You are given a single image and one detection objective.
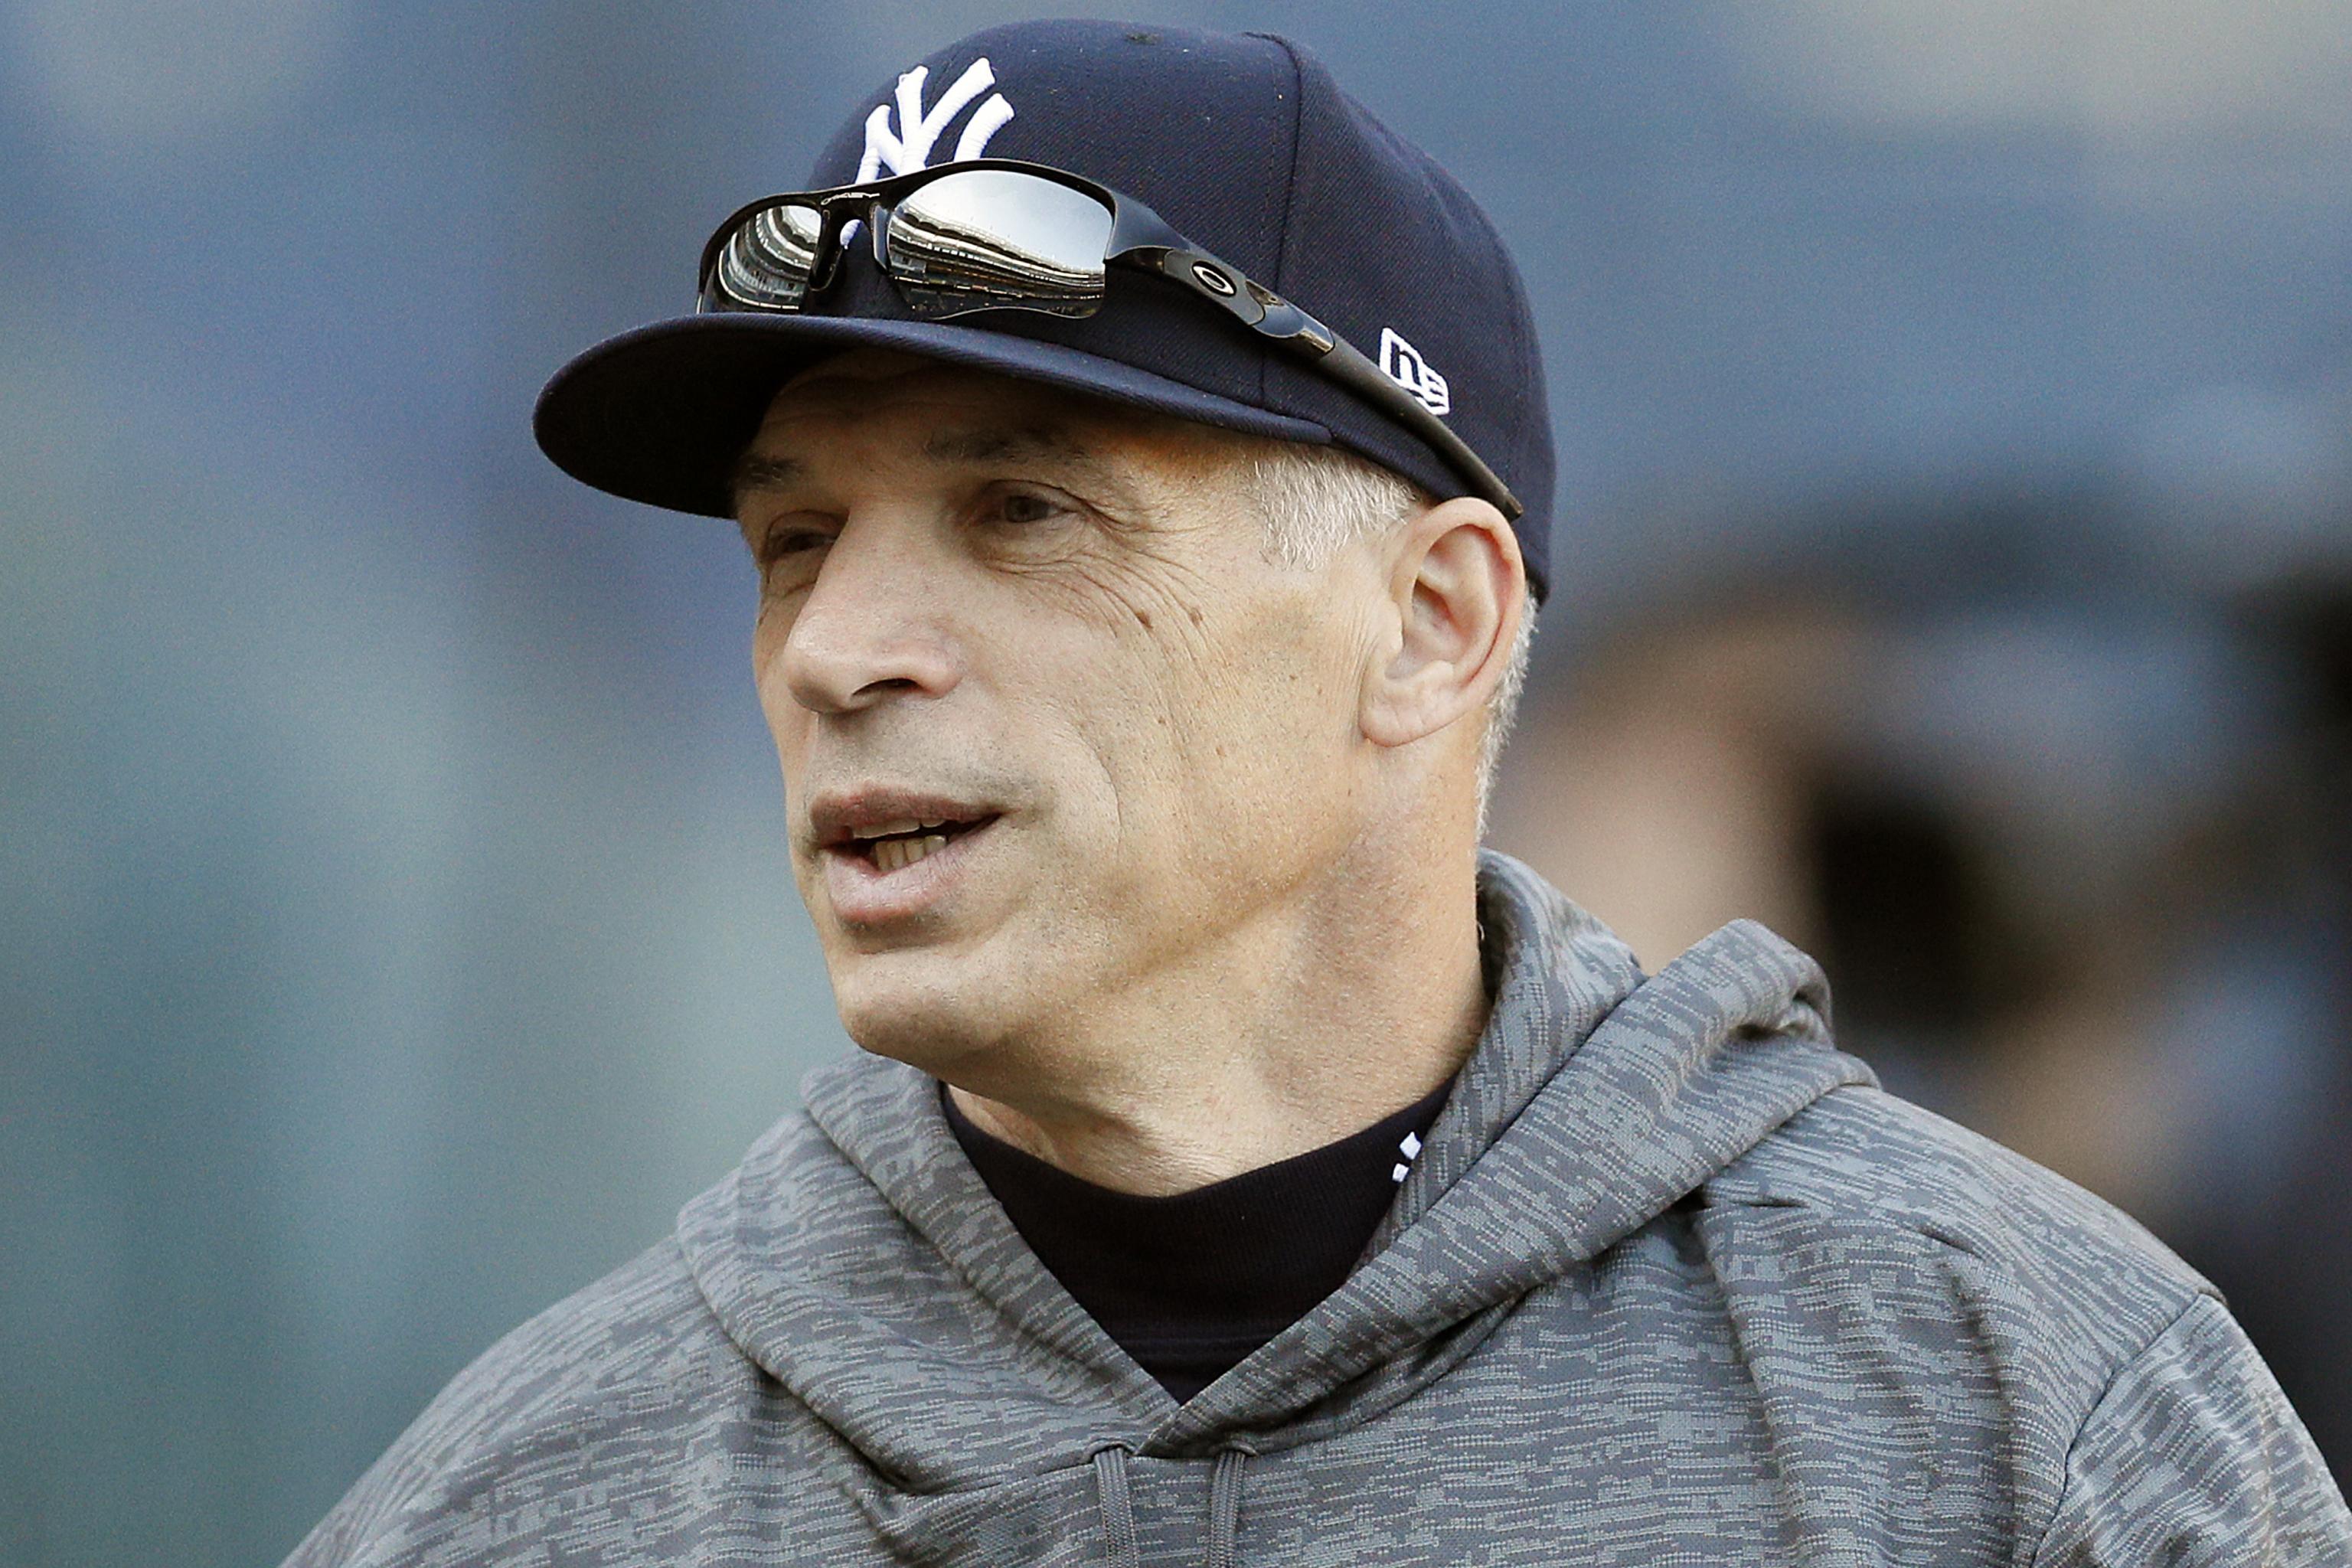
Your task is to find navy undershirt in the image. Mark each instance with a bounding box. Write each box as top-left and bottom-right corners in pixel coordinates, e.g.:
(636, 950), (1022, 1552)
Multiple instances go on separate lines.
(942, 1080), (1452, 1401)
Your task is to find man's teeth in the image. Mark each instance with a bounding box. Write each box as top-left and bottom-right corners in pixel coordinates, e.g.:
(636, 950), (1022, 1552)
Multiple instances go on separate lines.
(872, 833), (950, 874)
(862, 817), (952, 840)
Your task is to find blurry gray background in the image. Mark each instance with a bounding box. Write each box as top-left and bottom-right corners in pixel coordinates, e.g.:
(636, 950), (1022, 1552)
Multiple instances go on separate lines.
(3, 3), (2347, 1563)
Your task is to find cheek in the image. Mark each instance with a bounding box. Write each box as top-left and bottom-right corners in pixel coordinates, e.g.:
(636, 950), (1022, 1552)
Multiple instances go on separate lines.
(750, 606), (811, 757)
(1197, 590), (1354, 743)
(1116, 603), (1358, 850)
(749, 593), (784, 683)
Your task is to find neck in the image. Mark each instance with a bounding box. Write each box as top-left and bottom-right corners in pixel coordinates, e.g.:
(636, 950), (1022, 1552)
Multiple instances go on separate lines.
(947, 838), (1489, 1197)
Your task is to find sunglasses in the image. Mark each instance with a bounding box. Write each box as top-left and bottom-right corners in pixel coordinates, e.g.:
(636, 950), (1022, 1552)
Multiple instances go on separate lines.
(695, 158), (1522, 521)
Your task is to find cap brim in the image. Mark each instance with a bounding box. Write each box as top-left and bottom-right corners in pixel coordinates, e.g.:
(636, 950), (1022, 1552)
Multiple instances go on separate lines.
(533, 312), (1334, 518)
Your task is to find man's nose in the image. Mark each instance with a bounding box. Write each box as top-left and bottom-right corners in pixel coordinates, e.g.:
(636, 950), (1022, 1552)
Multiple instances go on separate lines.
(777, 511), (961, 715)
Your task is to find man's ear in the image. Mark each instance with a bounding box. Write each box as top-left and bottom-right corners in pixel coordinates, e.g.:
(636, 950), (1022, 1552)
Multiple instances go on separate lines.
(1360, 497), (1527, 750)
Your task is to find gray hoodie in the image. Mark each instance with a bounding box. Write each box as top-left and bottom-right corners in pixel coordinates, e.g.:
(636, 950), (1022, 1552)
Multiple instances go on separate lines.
(288, 851), (2352, 1566)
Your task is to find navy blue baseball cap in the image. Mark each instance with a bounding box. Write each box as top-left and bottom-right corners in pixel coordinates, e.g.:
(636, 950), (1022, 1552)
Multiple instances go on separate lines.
(534, 20), (1555, 601)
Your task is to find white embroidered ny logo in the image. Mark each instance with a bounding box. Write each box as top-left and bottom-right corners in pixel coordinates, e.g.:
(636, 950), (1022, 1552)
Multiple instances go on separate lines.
(857, 58), (1016, 182)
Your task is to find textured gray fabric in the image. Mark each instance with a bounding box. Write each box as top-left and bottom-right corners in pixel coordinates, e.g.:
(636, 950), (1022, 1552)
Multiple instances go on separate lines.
(286, 851), (2352, 1566)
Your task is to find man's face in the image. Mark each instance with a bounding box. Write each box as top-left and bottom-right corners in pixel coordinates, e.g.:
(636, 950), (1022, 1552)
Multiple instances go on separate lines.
(737, 351), (1379, 1085)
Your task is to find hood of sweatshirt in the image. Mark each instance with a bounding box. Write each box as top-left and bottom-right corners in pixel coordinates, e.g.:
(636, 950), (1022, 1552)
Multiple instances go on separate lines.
(675, 851), (1873, 1553)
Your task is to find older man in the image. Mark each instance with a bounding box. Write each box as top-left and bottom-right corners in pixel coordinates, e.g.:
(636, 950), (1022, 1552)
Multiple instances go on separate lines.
(288, 20), (2350, 1566)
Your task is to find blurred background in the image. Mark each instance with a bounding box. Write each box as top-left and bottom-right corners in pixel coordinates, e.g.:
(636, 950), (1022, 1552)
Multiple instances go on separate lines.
(2, 2), (2346, 1560)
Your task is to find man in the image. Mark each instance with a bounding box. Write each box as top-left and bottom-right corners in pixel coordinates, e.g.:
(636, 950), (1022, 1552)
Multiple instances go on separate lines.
(289, 20), (2351, 1566)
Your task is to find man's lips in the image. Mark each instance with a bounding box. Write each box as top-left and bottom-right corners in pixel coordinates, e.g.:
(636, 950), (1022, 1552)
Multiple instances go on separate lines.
(827, 814), (996, 874)
(808, 789), (1002, 851)
(817, 810), (1003, 926)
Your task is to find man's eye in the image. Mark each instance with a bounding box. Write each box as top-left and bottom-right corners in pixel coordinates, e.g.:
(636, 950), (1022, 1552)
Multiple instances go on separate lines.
(990, 488), (1071, 526)
(754, 525), (834, 566)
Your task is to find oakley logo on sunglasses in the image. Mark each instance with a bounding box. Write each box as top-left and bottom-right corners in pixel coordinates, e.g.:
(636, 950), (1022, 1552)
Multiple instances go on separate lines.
(1380, 328), (1452, 416)
(856, 59), (1017, 183)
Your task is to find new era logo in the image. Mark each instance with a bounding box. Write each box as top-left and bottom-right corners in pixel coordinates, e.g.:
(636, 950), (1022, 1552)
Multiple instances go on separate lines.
(1379, 328), (1451, 416)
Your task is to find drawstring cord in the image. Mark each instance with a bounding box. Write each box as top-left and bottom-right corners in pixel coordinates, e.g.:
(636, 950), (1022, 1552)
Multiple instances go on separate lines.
(1090, 1443), (1253, 1568)
(1092, 1447), (1142, 1568)
(1205, 1448), (1248, 1568)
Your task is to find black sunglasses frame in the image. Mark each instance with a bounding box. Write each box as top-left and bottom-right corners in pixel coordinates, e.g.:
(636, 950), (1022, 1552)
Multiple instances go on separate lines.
(694, 158), (1522, 521)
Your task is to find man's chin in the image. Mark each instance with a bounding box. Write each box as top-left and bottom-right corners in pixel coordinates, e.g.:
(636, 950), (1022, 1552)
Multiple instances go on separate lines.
(828, 952), (1026, 1076)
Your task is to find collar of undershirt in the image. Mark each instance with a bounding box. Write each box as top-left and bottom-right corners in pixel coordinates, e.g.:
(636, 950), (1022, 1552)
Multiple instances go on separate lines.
(940, 1077), (1452, 1399)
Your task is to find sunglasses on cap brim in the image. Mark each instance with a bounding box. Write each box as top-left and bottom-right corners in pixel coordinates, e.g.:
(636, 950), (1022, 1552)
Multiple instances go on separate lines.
(694, 158), (1523, 522)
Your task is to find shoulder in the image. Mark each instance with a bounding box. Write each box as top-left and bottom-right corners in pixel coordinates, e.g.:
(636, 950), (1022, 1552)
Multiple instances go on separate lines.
(1661, 1087), (2350, 1557)
(283, 1236), (748, 1566)
(1701, 1085), (2216, 1406)
(408, 1234), (742, 1453)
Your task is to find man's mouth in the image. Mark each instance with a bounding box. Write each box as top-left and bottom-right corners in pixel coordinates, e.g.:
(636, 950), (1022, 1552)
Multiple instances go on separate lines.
(832, 814), (998, 874)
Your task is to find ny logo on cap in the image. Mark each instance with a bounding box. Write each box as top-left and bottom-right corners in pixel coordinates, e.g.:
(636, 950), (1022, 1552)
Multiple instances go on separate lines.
(1380, 328), (1452, 416)
(857, 58), (1017, 182)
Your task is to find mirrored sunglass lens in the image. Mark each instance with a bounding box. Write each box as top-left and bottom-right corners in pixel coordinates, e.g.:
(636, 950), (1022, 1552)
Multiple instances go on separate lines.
(884, 171), (1112, 319)
(712, 202), (824, 309)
